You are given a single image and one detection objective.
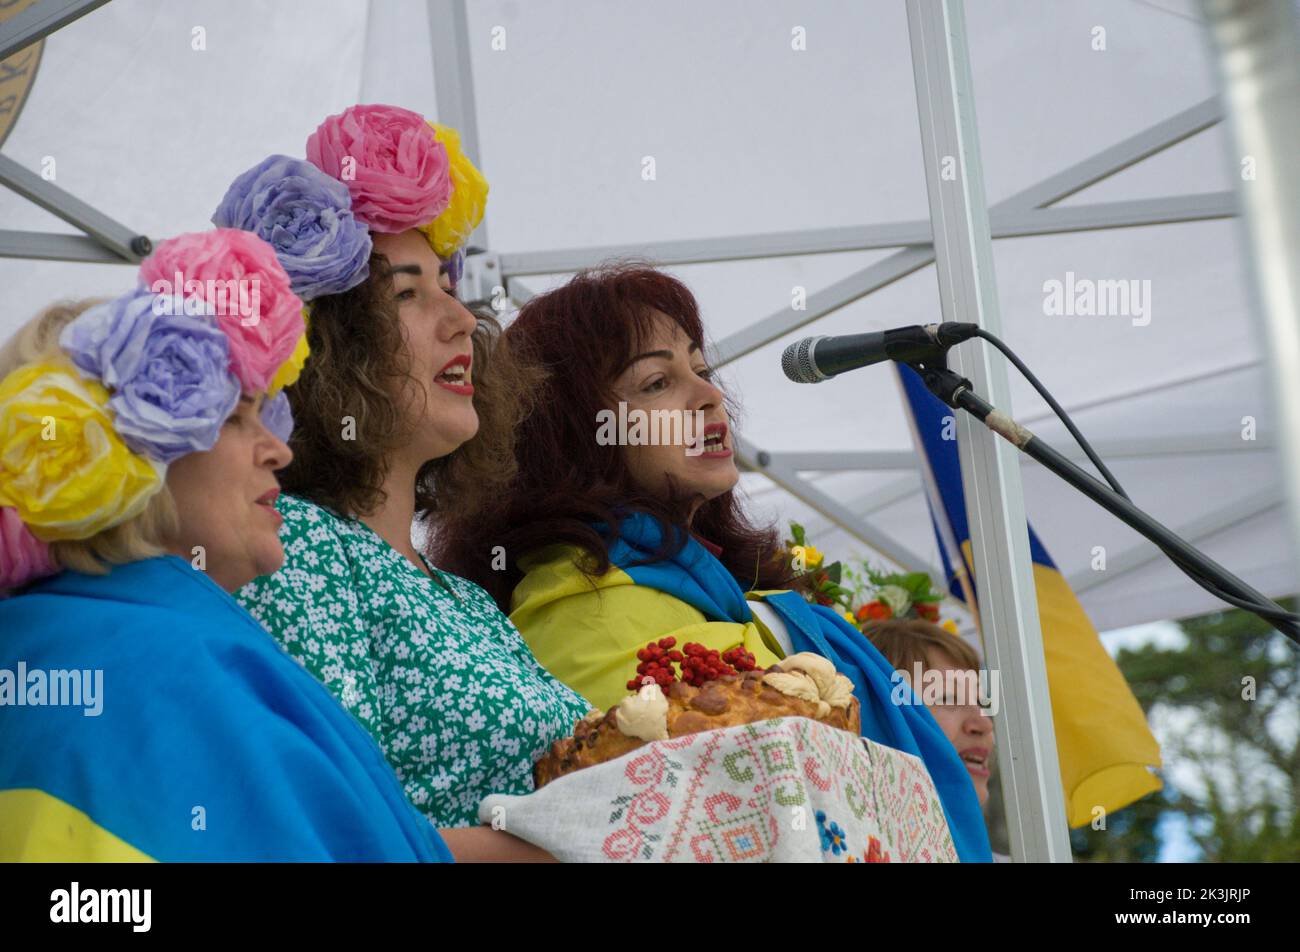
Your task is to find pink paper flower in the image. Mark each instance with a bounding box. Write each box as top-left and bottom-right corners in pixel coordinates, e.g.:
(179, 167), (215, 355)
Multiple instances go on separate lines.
(0, 506), (58, 592)
(138, 229), (305, 393)
(306, 104), (452, 234)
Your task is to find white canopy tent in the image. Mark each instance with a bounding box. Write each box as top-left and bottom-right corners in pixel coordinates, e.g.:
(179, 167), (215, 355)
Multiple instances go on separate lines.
(2, 0), (1297, 861)
(3, 0), (1293, 628)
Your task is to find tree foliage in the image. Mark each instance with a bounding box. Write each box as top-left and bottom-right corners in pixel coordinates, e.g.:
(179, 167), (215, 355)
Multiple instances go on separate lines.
(1071, 598), (1299, 862)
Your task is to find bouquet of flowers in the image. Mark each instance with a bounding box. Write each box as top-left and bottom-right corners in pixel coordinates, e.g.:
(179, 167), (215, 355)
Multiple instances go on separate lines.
(784, 522), (960, 635)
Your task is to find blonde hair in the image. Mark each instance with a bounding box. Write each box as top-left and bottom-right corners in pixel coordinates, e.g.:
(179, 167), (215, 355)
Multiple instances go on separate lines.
(0, 299), (179, 577)
(863, 617), (983, 676)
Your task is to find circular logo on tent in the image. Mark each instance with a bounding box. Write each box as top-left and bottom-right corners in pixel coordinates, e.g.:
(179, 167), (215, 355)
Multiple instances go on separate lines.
(0, 0), (44, 149)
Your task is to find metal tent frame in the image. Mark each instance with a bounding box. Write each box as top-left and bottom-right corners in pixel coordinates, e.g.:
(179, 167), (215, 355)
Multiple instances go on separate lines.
(495, 101), (1240, 593)
(2, 0), (1294, 862)
(429, 0), (1300, 862)
(0, 0), (150, 264)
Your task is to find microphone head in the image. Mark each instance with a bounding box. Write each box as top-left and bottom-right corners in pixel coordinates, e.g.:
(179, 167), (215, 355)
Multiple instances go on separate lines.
(781, 336), (831, 384)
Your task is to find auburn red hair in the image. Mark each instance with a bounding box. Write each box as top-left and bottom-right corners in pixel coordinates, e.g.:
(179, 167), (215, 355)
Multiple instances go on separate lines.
(429, 264), (796, 609)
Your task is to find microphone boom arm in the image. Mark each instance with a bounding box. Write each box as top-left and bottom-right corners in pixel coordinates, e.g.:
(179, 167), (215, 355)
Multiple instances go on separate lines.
(909, 360), (1300, 645)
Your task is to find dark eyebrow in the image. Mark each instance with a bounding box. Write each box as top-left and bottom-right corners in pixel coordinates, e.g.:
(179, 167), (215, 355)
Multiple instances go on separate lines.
(627, 348), (671, 365)
(619, 341), (702, 376)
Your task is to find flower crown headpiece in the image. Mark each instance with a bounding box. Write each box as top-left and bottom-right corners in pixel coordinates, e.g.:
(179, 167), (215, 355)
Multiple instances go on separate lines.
(783, 522), (960, 635)
(211, 104), (489, 306)
(853, 565), (955, 632)
(0, 229), (306, 591)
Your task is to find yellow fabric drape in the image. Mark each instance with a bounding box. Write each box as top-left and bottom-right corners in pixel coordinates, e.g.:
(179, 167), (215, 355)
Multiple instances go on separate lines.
(962, 540), (1162, 826)
(0, 788), (155, 862)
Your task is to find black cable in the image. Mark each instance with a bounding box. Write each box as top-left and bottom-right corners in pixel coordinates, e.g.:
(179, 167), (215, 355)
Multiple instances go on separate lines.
(969, 328), (1300, 635)
(1163, 548), (1299, 628)
(974, 328), (1131, 502)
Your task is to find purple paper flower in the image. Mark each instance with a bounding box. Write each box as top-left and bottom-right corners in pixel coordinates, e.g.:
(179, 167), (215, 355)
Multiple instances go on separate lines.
(259, 391), (294, 444)
(212, 154), (373, 301)
(60, 288), (241, 463)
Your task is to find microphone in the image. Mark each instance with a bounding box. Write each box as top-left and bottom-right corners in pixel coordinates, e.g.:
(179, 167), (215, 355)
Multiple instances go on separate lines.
(781, 322), (979, 383)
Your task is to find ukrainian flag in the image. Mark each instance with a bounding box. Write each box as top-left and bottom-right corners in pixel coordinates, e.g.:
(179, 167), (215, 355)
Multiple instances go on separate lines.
(896, 365), (1162, 828)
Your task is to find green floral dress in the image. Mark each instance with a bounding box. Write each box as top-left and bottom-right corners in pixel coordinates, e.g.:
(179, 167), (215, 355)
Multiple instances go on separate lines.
(236, 494), (591, 828)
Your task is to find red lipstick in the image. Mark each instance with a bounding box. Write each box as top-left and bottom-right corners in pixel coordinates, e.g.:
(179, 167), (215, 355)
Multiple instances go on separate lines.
(435, 353), (474, 396)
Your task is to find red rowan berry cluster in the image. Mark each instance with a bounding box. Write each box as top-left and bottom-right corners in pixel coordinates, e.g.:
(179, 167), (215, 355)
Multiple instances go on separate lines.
(628, 637), (685, 692)
(722, 646), (758, 672)
(626, 637), (760, 693)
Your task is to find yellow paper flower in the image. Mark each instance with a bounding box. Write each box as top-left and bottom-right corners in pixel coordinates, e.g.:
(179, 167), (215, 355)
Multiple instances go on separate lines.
(268, 308), (312, 396)
(420, 123), (489, 258)
(790, 544), (824, 571)
(833, 605), (857, 628)
(941, 619), (960, 635)
(0, 362), (163, 541)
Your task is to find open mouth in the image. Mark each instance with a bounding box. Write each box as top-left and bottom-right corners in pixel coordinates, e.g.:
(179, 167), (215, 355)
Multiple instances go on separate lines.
(435, 354), (474, 395)
(699, 422), (730, 456)
(960, 749), (990, 775)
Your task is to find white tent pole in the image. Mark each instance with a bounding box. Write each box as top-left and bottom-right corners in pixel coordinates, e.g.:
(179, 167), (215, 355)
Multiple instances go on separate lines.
(499, 192), (1236, 275)
(699, 97), (1226, 370)
(762, 450), (918, 471)
(1018, 358), (1258, 424)
(1069, 489), (1285, 595)
(496, 95), (1216, 278)
(710, 246), (935, 366)
(428, 0), (487, 249)
(428, 0), (502, 304)
(504, 275), (535, 305)
(0, 0), (148, 265)
(1200, 0), (1300, 592)
(734, 434), (941, 578)
(906, 0), (1071, 862)
(0, 58), (150, 265)
(0, 0), (108, 61)
(760, 432), (1277, 473)
(0, 229), (133, 262)
(0, 153), (148, 262)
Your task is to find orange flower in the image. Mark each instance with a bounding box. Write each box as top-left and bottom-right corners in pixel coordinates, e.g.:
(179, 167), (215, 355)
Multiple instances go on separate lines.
(856, 601), (892, 622)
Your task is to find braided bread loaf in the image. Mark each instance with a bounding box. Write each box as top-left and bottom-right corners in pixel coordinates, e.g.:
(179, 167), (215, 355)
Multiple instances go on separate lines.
(534, 655), (860, 788)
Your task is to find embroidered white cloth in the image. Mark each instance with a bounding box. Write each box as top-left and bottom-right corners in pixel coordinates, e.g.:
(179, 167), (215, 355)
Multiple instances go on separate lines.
(479, 717), (958, 863)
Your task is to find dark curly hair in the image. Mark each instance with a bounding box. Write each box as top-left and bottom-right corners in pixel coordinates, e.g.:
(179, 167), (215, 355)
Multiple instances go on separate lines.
(429, 263), (800, 609)
(279, 253), (534, 520)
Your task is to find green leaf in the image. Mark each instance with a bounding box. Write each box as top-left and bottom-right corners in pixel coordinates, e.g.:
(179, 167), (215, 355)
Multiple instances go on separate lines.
(789, 521), (806, 546)
(863, 563), (887, 586)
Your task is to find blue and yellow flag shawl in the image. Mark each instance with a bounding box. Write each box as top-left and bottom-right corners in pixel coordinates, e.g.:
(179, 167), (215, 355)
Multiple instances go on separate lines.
(0, 556), (451, 862)
(600, 515), (993, 863)
(896, 364), (1162, 827)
